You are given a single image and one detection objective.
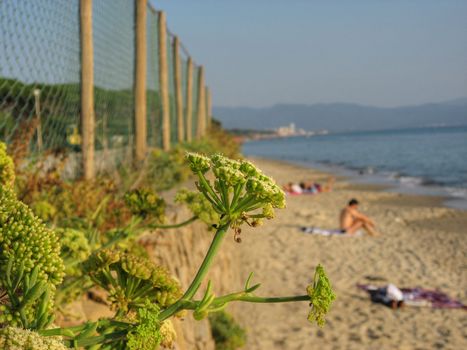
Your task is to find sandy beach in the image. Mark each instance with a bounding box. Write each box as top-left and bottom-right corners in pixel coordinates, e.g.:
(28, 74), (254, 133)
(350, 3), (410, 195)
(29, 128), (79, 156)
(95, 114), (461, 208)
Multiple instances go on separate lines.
(234, 157), (467, 350)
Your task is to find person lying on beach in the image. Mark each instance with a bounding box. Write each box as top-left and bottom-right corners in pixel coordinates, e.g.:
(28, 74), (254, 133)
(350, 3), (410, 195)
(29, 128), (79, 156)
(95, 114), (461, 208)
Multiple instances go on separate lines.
(283, 182), (304, 194)
(362, 283), (405, 309)
(283, 176), (335, 194)
(340, 198), (380, 236)
(357, 284), (467, 310)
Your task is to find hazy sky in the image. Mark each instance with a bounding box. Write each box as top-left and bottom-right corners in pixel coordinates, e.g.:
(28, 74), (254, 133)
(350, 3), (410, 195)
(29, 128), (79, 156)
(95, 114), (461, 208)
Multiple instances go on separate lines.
(155, 0), (467, 108)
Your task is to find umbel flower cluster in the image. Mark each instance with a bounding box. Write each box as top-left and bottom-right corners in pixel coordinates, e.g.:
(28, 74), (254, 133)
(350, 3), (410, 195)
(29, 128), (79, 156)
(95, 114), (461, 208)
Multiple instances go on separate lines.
(307, 264), (336, 326)
(0, 185), (64, 327)
(0, 326), (67, 350)
(125, 302), (177, 350)
(175, 188), (220, 228)
(186, 153), (285, 240)
(124, 188), (166, 221)
(152, 153), (335, 328)
(83, 249), (182, 313)
(0, 142), (15, 188)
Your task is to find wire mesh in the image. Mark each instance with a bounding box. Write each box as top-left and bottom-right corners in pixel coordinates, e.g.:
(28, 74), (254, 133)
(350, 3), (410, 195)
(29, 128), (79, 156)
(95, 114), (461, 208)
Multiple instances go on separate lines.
(181, 54), (188, 141)
(147, 7), (163, 148)
(192, 65), (200, 139)
(1, 0), (205, 170)
(0, 0), (81, 154)
(93, 0), (135, 152)
(167, 32), (177, 145)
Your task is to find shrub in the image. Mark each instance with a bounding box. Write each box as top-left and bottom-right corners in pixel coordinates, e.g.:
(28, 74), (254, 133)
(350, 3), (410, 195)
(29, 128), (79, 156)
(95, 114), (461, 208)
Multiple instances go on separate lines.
(209, 311), (247, 350)
(0, 141), (15, 188)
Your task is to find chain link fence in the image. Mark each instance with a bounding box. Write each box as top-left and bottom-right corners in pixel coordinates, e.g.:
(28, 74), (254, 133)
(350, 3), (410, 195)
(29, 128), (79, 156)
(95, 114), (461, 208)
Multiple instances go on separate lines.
(0, 0), (81, 158)
(147, 7), (163, 149)
(0, 0), (209, 175)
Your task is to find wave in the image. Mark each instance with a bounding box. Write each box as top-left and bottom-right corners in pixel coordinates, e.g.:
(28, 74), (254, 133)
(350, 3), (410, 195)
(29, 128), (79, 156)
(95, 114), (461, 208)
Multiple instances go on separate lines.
(445, 187), (467, 198)
(311, 159), (467, 201)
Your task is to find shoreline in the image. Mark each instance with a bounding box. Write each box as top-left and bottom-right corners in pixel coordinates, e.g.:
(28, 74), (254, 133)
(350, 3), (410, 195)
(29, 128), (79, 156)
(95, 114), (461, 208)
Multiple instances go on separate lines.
(248, 155), (466, 211)
(236, 157), (466, 350)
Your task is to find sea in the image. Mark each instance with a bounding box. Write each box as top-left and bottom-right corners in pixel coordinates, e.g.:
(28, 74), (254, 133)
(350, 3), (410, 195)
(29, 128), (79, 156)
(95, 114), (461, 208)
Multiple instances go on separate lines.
(242, 126), (467, 210)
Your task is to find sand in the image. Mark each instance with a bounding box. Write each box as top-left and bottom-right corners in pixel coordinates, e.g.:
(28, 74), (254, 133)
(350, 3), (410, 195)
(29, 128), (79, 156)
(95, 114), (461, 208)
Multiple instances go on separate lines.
(233, 158), (467, 350)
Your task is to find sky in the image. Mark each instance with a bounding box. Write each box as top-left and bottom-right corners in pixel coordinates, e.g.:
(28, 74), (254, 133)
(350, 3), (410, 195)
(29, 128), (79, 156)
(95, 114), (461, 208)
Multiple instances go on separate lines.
(154, 0), (467, 108)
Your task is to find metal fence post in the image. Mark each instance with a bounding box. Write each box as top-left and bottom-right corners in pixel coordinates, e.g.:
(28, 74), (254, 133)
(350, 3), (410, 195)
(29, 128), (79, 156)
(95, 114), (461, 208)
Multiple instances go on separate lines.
(185, 57), (193, 142)
(158, 11), (170, 150)
(134, 0), (147, 161)
(196, 66), (206, 139)
(173, 36), (184, 143)
(80, 0), (95, 179)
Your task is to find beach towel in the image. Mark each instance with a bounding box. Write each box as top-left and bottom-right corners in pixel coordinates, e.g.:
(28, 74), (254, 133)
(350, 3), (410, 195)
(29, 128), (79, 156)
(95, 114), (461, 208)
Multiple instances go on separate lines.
(357, 284), (467, 310)
(301, 227), (364, 236)
(300, 227), (346, 236)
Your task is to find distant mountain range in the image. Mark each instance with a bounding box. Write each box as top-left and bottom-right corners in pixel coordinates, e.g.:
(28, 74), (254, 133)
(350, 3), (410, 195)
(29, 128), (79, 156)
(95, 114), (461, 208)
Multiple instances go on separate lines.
(213, 98), (467, 132)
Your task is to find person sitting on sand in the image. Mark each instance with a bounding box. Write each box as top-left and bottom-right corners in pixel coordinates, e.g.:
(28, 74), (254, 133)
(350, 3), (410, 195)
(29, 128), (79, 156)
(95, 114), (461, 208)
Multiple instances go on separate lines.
(340, 198), (379, 236)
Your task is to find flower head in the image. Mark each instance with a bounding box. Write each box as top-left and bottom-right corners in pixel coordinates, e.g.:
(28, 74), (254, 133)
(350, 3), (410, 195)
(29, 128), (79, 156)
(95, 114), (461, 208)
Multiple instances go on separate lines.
(127, 302), (163, 350)
(185, 153), (286, 234)
(159, 320), (177, 348)
(213, 166), (246, 187)
(0, 326), (67, 350)
(84, 249), (182, 311)
(124, 188), (166, 222)
(0, 186), (64, 327)
(186, 152), (211, 174)
(239, 160), (261, 177)
(245, 176), (285, 209)
(306, 264), (336, 327)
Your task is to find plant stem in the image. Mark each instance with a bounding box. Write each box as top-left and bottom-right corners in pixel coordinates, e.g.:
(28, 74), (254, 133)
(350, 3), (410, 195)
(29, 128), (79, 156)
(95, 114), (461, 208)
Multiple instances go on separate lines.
(232, 195), (257, 213)
(230, 183), (244, 209)
(183, 292), (310, 310)
(65, 330), (127, 347)
(219, 181), (230, 213)
(232, 294), (310, 303)
(182, 223), (229, 299)
(148, 215), (198, 229)
(40, 320), (130, 347)
(158, 223), (230, 321)
(197, 171), (223, 208)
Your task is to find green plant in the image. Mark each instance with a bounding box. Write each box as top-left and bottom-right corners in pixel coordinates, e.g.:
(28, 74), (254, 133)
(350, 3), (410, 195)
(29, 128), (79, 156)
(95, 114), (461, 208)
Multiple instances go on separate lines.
(124, 188), (166, 221)
(156, 153), (335, 326)
(209, 311), (246, 350)
(56, 228), (92, 276)
(0, 141), (15, 188)
(83, 249), (182, 314)
(0, 186), (64, 328)
(0, 326), (67, 350)
(2, 152), (335, 349)
(145, 147), (191, 191)
(176, 188), (220, 229)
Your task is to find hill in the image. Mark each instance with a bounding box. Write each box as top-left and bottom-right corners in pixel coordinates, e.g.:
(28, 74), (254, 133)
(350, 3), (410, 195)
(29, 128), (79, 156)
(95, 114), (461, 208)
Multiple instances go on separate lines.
(213, 99), (467, 132)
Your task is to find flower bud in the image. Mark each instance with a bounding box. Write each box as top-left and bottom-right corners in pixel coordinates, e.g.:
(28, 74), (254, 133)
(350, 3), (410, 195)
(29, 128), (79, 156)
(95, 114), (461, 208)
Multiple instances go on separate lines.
(186, 152), (211, 174)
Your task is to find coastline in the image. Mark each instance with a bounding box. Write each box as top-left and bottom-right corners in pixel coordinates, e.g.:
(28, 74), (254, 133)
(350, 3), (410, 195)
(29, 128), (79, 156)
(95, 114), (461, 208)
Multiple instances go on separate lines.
(241, 126), (467, 210)
(235, 157), (466, 350)
(248, 154), (467, 211)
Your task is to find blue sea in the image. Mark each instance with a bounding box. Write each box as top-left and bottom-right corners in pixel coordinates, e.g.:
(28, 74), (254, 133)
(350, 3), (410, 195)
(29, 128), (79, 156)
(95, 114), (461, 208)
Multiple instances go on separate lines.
(243, 126), (467, 209)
